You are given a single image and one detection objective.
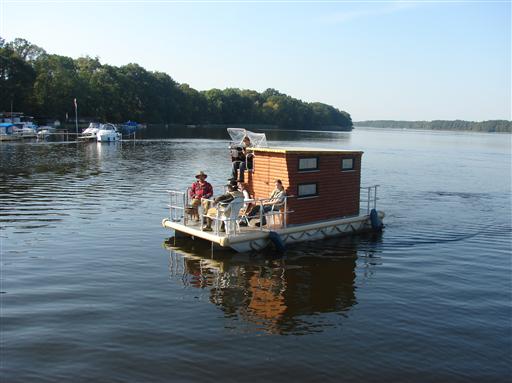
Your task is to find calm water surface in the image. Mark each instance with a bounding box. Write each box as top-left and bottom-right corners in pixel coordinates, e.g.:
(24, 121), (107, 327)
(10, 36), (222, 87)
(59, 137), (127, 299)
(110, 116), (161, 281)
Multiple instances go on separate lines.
(1, 127), (511, 382)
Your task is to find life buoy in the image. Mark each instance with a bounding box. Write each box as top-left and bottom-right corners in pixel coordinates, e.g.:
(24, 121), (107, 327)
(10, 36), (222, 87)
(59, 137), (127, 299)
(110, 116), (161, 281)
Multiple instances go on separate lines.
(370, 209), (383, 231)
(268, 231), (286, 253)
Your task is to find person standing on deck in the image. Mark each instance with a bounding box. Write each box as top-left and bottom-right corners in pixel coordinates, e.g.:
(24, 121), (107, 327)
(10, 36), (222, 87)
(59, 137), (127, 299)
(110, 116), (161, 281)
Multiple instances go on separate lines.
(231, 136), (252, 182)
(189, 170), (213, 221)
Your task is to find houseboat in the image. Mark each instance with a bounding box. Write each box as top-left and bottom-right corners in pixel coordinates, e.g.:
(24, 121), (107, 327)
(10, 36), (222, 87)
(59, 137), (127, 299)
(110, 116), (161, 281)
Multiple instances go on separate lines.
(162, 130), (384, 252)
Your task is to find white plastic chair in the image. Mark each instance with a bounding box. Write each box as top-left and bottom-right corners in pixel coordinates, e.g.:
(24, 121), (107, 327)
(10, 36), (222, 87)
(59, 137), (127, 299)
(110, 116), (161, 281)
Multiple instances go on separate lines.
(266, 206), (284, 228)
(217, 197), (245, 235)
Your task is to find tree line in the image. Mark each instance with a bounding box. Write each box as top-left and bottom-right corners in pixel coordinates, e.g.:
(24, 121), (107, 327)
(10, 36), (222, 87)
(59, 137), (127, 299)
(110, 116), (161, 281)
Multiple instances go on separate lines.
(354, 120), (511, 133)
(0, 37), (352, 131)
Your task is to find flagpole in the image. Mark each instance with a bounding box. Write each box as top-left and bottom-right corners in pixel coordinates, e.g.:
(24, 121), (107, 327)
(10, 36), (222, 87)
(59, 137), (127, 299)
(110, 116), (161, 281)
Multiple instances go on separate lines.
(74, 98), (78, 138)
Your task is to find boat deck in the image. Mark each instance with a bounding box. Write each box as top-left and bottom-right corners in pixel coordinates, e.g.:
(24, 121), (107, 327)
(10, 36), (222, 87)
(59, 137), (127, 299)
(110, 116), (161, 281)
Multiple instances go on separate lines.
(162, 218), (277, 247)
(162, 212), (382, 251)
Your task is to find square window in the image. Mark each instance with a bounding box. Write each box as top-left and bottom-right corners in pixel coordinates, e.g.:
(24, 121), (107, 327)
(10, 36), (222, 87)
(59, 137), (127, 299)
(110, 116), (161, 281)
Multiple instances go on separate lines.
(298, 157), (318, 171)
(341, 158), (354, 171)
(298, 183), (318, 197)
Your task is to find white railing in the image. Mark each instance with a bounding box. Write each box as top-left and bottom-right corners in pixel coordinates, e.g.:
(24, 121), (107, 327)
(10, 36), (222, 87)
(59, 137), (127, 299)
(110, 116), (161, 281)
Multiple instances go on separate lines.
(360, 185), (380, 214)
(167, 188), (291, 234)
(167, 189), (188, 223)
(250, 195), (289, 230)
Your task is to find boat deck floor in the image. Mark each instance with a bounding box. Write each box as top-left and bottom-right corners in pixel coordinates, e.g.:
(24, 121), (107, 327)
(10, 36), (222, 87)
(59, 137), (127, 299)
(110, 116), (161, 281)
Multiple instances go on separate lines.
(167, 219), (277, 245)
(163, 213), (375, 248)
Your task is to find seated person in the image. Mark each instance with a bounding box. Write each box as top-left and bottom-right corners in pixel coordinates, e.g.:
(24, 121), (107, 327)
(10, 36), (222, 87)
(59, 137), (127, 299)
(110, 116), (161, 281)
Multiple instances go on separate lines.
(246, 179), (286, 227)
(203, 183), (244, 231)
(237, 182), (253, 222)
(189, 170), (213, 220)
(230, 136), (251, 182)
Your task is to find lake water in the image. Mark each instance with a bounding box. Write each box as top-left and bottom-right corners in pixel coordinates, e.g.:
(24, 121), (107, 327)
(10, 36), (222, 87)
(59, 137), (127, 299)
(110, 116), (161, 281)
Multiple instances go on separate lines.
(1, 127), (511, 382)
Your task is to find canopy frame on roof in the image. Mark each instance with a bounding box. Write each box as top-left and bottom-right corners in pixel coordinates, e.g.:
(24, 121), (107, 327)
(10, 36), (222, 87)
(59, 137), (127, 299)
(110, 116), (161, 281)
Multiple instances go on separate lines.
(227, 128), (267, 148)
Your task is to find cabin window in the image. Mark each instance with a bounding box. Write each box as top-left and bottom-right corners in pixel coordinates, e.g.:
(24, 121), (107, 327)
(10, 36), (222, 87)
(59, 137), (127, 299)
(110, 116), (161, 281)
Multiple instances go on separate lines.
(298, 157), (319, 171)
(297, 183), (318, 198)
(341, 158), (355, 171)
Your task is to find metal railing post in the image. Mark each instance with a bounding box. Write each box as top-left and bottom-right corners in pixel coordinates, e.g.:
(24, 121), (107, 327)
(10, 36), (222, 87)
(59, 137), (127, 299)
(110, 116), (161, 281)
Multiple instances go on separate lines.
(173, 192), (177, 222)
(374, 185), (378, 210)
(367, 187), (371, 214)
(167, 190), (187, 224)
(182, 192), (187, 225)
(283, 197), (287, 228)
(169, 193), (173, 221)
(259, 201), (263, 231)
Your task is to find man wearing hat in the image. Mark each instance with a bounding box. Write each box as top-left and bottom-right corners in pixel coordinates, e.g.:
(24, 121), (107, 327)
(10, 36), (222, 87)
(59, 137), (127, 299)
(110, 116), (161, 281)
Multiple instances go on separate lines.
(189, 170), (213, 221)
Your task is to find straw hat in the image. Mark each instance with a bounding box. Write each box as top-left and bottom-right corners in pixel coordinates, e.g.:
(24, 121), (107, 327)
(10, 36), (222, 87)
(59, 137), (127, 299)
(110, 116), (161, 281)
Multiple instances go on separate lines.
(195, 170), (207, 179)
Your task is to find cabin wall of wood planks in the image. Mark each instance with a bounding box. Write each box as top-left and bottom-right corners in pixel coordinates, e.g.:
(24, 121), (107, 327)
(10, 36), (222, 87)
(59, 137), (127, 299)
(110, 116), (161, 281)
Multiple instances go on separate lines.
(245, 151), (362, 225)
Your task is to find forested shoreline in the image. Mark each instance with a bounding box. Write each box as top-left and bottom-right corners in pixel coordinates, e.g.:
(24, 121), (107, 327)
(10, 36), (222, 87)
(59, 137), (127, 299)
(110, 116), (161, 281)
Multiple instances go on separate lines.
(354, 120), (511, 133)
(0, 37), (352, 131)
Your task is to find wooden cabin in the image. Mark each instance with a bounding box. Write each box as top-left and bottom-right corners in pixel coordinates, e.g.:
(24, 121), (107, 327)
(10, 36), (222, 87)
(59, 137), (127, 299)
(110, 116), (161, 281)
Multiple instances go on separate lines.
(245, 148), (363, 225)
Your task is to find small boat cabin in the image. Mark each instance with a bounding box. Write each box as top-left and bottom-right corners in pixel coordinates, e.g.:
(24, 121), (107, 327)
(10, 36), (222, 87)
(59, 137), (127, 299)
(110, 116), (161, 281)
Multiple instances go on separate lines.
(244, 147), (362, 225)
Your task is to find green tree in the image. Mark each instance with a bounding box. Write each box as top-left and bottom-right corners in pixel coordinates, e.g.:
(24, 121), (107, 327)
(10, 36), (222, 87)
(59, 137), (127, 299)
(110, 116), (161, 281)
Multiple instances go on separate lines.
(0, 44), (36, 112)
(89, 64), (124, 121)
(7, 38), (46, 62)
(32, 54), (79, 118)
(1, 36), (354, 131)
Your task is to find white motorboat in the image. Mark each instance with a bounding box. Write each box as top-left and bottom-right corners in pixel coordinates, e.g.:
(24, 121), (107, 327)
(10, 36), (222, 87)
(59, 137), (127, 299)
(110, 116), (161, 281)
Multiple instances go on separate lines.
(14, 124), (37, 139)
(36, 126), (56, 141)
(78, 122), (101, 141)
(96, 123), (122, 142)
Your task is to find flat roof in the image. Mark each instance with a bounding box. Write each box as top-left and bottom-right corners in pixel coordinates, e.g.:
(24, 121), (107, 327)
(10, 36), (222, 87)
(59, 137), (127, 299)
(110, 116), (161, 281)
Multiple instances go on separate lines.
(248, 147), (363, 155)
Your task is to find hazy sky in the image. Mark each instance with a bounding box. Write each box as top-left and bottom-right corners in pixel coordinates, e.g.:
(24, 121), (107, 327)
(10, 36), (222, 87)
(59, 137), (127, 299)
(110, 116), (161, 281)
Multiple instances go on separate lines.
(1, 0), (510, 121)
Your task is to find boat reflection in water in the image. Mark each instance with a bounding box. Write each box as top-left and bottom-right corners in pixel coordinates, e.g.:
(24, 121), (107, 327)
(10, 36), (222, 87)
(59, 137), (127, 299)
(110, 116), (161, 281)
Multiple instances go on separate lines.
(163, 236), (382, 335)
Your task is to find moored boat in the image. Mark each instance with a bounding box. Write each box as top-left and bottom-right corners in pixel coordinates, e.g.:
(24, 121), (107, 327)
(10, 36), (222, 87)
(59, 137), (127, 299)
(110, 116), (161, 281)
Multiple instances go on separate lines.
(16, 124), (37, 138)
(0, 123), (20, 141)
(0, 112), (38, 139)
(119, 120), (145, 136)
(36, 126), (56, 141)
(96, 123), (122, 142)
(162, 130), (384, 252)
(78, 122), (101, 141)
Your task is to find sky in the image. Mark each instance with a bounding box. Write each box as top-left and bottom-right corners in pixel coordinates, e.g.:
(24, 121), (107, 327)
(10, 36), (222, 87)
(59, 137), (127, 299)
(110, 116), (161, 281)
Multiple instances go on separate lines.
(1, 0), (510, 121)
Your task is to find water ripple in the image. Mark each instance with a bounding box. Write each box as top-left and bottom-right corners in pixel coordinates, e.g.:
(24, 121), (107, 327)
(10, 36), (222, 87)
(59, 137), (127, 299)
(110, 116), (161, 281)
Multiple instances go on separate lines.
(1, 133), (511, 382)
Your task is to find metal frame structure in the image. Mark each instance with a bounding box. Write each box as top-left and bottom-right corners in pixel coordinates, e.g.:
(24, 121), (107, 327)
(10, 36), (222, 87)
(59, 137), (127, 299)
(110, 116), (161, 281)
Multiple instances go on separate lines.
(360, 185), (380, 214)
(167, 191), (291, 235)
